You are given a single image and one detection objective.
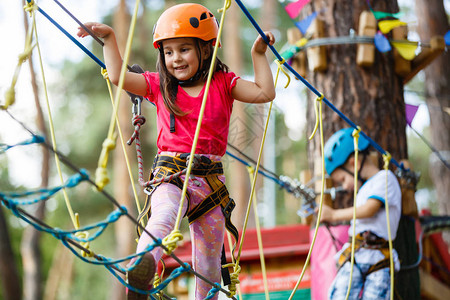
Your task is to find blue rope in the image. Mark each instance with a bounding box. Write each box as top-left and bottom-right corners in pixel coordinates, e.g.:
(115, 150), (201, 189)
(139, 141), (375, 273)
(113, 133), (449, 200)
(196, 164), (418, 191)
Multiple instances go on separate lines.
(106, 262), (191, 297)
(233, 0), (402, 170)
(0, 169), (89, 205)
(225, 150), (284, 186)
(2, 198), (126, 246)
(60, 238), (162, 268)
(27, 0), (106, 69)
(0, 135), (45, 153)
(205, 283), (221, 300)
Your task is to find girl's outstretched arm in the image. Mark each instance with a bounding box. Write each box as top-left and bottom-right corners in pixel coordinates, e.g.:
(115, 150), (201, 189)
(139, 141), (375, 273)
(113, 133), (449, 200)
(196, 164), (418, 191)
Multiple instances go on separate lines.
(77, 22), (148, 96)
(232, 31), (276, 104)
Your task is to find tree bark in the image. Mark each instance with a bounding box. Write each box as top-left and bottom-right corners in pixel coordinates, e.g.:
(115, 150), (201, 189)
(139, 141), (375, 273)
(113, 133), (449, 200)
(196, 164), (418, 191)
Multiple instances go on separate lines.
(415, 0), (450, 240)
(306, 0), (407, 172)
(111, 1), (136, 299)
(20, 0), (50, 299)
(0, 206), (22, 300)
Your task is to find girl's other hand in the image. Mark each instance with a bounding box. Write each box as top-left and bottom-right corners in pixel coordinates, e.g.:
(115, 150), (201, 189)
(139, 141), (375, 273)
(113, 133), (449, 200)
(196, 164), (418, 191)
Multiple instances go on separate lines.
(252, 31), (275, 54)
(77, 22), (113, 39)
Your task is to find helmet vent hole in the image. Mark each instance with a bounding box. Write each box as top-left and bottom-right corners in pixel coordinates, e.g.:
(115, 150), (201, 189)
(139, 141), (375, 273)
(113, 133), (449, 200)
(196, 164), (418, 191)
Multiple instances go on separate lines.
(189, 17), (200, 28)
(200, 12), (208, 20)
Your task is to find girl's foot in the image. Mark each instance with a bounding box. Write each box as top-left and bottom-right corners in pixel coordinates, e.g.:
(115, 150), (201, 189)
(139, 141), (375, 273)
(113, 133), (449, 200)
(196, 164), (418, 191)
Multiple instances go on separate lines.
(127, 252), (156, 300)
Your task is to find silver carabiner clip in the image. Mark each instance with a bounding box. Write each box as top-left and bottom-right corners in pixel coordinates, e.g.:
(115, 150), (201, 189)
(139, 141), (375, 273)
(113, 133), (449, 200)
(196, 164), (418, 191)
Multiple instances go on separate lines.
(132, 97), (142, 116)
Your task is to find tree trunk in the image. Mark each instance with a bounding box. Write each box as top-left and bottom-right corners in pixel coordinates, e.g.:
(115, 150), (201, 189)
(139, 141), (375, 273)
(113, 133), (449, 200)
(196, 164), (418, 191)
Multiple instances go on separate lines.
(415, 0), (450, 242)
(111, 1), (135, 299)
(0, 206), (22, 300)
(306, 0), (407, 171)
(20, 1), (50, 299)
(224, 1), (251, 231)
(304, 1), (419, 299)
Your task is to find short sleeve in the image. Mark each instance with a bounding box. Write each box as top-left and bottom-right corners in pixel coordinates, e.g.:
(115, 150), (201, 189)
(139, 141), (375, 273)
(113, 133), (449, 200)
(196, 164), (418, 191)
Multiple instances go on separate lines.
(367, 171), (401, 207)
(142, 71), (160, 103)
(226, 71), (240, 95)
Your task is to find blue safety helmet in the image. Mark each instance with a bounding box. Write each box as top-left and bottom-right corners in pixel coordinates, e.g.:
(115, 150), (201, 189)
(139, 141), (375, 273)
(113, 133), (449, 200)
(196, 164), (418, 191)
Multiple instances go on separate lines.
(324, 128), (371, 175)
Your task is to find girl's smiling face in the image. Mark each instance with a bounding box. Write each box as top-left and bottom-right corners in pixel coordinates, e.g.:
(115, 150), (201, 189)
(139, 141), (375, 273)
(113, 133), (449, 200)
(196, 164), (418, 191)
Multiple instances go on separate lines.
(162, 38), (200, 82)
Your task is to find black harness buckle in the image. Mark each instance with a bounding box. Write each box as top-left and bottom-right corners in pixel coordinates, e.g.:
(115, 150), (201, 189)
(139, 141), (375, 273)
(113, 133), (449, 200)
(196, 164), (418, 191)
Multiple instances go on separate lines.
(221, 198), (236, 219)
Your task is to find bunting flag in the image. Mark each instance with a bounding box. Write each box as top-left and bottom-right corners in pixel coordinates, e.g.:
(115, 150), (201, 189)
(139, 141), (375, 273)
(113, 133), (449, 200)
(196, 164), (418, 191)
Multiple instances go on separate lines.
(391, 41), (418, 60)
(378, 19), (407, 34)
(374, 31), (391, 52)
(284, 0), (311, 19)
(405, 103), (419, 127)
(295, 11), (318, 34)
(445, 30), (450, 46)
(371, 11), (403, 20)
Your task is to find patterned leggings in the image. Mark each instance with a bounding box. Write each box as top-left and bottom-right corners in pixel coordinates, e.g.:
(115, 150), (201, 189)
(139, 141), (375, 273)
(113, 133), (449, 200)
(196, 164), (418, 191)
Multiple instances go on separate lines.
(136, 155), (226, 300)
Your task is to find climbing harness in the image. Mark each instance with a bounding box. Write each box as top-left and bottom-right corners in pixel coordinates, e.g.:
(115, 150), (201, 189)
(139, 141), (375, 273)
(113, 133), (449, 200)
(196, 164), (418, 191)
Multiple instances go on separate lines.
(338, 231), (392, 276)
(134, 153), (238, 284)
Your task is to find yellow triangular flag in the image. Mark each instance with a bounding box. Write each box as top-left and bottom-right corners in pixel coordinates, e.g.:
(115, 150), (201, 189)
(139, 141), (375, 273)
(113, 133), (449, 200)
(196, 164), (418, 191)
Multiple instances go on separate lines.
(378, 20), (407, 34)
(392, 42), (418, 60)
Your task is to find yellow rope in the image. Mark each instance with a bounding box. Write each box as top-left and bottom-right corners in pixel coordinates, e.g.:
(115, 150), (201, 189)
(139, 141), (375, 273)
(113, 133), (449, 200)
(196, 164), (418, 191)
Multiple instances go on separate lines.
(289, 94), (325, 299)
(30, 3), (81, 237)
(343, 126), (362, 300)
(274, 58), (291, 88)
(224, 232), (243, 299)
(227, 32), (294, 298)
(94, 69), (117, 191)
(246, 166), (270, 300)
(308, 93), (324, 140)
(229, 51), (293, 299)
(74, 214), (94, 257)
(382, 152), (395, 300)
(98, 0), (142, 214)
(163, 0), (231, 254)
(1, 1), (37, 110)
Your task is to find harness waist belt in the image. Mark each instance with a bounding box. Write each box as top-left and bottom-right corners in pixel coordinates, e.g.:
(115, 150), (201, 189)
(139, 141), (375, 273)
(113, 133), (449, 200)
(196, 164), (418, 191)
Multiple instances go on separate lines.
(338, 231), (392, 275)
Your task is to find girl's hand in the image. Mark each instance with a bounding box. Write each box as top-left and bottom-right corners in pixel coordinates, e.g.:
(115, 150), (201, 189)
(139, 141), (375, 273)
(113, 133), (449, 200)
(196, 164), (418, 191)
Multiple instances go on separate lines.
(251, 31), (275, 54)
(77, 22), (114, 39)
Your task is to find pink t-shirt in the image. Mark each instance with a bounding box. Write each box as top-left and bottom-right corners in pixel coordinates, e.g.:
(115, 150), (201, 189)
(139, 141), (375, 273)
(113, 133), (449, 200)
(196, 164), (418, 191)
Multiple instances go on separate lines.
(143, 71), (239, 156)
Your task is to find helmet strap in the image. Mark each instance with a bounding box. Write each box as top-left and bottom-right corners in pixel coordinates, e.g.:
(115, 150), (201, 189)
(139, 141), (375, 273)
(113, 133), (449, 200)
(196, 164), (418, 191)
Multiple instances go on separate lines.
(340, 153), (368, 185)
(179, 39), (204, 87)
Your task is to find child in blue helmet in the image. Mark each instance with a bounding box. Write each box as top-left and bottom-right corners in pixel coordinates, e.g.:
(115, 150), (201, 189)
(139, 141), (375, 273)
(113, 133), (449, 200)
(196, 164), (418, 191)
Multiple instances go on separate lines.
(318, 128), (402, 300)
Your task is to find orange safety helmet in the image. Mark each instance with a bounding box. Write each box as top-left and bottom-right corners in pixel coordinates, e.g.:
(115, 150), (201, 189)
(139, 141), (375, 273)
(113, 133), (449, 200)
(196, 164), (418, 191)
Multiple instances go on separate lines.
(152, 3), (219, 49)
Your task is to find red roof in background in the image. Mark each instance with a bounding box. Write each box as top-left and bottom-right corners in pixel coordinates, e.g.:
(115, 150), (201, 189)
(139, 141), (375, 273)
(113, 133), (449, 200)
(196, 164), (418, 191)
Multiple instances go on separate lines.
(163, 224), (311, 268)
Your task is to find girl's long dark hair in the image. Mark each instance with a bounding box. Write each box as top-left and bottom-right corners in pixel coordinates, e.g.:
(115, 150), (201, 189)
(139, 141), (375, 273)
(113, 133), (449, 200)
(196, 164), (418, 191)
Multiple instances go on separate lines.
(157, 39), (229, 116)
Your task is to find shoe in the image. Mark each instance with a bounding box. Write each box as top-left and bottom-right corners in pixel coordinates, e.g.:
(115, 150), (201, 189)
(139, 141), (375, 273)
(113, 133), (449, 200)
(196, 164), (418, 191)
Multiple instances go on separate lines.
(127, 252), (156, 300)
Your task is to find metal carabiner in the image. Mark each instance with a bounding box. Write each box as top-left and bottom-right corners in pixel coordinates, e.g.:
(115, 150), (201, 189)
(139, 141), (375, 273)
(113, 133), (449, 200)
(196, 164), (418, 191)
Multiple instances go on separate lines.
(132, 97), (142, 117)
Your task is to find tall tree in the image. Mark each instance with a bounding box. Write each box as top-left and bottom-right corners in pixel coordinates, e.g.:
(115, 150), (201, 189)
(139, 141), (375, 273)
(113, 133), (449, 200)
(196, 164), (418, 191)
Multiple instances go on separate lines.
(415, 0), (450, 240)
(224, 1), (251, 230)
(0, 206), (22, 300)
(304, 1), (419, 299)
(20, 0), (50, 299)
(111, 1), (136, 299)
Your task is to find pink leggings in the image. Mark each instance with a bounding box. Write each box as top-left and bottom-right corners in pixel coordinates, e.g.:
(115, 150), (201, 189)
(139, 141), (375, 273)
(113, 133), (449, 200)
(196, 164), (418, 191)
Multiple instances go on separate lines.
(136, 155), (226, 299)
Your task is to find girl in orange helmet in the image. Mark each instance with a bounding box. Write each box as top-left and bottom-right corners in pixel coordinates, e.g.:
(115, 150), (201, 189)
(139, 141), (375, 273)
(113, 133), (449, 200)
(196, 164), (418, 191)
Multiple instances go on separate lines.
(78, 3), (275, 299)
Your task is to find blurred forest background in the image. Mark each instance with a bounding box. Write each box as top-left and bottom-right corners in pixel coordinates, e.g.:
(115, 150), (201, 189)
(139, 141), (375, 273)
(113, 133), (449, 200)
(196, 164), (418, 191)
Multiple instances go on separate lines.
(0, 0), (448, 299)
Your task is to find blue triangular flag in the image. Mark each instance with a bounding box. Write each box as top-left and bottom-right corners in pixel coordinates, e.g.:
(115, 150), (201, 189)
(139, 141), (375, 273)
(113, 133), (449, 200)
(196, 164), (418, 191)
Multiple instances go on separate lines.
(374, 31), (391, 52)
(445, 30), (450, 46)
(295, 11), (318, 35)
